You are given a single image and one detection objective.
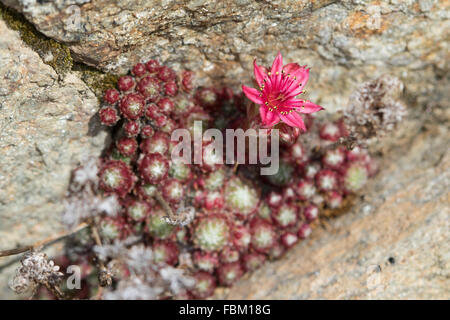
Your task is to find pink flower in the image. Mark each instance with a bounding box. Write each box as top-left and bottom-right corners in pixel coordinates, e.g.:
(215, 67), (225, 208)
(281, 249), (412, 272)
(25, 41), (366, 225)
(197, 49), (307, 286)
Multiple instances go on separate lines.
(242, 52), (324, 130)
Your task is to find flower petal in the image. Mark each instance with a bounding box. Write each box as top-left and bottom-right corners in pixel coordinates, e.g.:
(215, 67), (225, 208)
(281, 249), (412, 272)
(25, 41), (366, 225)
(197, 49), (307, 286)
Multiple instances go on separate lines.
(263, 110), (280, 127)
(259, 105), (268, 124)
(280, 111), (306, 131)
(283, 85), (304, 100)
(253, 60), (266, 87)
(281, 99), (324, 114)
(242, 85), (264, 105)
(282, 63), (301, 75)
(285, 66), (309, 92)
(294, 100), (324, 114)
(296, 67), (310, 88)
(270, 52), (283, 75)
(279, 99), (303, 108)
(279, 72), (292, 92)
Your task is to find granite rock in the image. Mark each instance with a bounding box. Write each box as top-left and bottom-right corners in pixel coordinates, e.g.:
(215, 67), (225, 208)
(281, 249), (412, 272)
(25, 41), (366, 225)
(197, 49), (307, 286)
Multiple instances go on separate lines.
(1, 0), (448, 112)
(0, 0), (449, 300)
(0, 18), (106, 260)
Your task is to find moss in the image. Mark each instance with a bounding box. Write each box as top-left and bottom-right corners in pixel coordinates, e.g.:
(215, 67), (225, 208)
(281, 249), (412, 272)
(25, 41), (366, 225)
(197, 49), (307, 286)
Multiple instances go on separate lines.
(0, 3), (73, 76)
(0, 3), (121, 99)
(72, 62), (120, 98)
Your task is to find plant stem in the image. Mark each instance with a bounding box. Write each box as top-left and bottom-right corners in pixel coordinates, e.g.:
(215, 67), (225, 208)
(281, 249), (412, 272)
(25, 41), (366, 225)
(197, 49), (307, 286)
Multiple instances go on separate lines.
(0, 223), (89, 258)
(44, 281), (66, 300)
(88, 220), (111, 290)
(154, 190), (178, 222)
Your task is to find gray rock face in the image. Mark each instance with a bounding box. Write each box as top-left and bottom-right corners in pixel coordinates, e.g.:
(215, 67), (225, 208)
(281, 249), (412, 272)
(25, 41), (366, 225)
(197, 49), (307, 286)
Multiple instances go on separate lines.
(0, 18), (107, 252)
(1, 0), (448, 112)
(0, 0), (448, 300)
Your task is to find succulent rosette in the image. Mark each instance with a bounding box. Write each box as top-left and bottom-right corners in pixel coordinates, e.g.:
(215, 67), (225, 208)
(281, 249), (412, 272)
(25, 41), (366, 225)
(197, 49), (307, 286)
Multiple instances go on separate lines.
(51, 56), (380, 301)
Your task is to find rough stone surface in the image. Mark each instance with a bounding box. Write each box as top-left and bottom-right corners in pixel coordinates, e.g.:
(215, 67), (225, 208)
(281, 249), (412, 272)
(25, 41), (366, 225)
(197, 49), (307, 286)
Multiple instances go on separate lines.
(214, 117), (450, 300)
(0, 17), (106, 272)
(0, 0), (449, 300)
(1, 0), (448, 112)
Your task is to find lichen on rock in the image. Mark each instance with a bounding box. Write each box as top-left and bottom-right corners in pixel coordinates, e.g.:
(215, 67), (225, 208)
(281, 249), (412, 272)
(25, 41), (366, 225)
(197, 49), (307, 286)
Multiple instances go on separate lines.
(0, 2), (73, 76)
(0, 16), (107, 291)
(0, 0), (448, 300)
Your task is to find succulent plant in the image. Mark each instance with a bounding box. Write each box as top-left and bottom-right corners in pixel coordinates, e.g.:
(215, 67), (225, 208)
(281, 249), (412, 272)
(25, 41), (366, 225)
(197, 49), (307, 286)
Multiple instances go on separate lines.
(193, 214), (230, 252)
(189, 272), (216, 299)
(217, 262), (244, 287)
(55, 55), (380, 300)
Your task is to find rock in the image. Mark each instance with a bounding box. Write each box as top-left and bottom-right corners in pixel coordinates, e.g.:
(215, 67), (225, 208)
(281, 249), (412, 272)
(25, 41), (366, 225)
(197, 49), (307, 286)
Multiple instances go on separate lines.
(0, 17), (107, 298)
(214, 119), (450, 299)
(1, 0), (448, 111)
(0, 0), (448, 300)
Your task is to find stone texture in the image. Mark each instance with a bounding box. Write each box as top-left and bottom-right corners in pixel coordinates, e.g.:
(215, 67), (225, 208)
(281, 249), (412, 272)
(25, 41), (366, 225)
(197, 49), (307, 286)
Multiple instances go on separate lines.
(0, 0), (449, 300)
(1, 0), (448, 112)
(214, 117), (450, 299)
(0, 18), (107, 255)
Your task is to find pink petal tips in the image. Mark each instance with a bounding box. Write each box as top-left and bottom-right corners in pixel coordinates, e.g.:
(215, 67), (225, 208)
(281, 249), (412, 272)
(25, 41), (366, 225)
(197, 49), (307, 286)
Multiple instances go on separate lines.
(242, 52), (324, 130)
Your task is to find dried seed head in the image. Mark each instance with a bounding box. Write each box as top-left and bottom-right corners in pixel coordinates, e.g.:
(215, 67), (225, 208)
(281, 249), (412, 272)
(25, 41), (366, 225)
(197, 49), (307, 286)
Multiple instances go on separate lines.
(10, 252), (63, 294)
